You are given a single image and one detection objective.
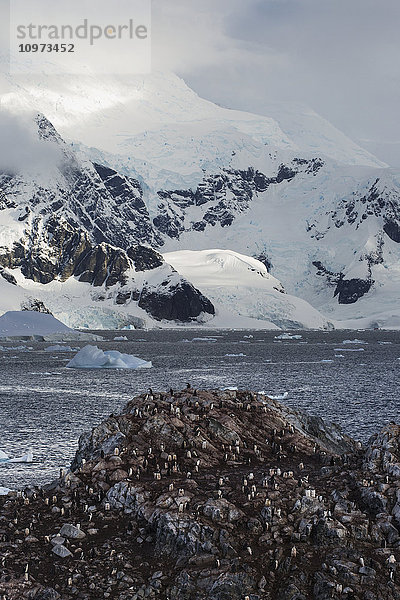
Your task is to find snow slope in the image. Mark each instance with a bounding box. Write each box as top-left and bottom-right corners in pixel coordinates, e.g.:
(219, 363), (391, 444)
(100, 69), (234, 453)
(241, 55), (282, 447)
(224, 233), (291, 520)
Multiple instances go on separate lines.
(164, 250), (333, 330)
(0, 310), (103, 339)
(0, 69), (385, 193)
(0, 311), (72, 337)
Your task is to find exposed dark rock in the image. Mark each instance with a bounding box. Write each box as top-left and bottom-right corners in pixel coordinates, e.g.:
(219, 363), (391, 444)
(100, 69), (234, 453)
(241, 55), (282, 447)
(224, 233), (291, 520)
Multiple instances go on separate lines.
(0, 267), (17, 285)
(334, 277), (373, 304)
(138, 281), (215, 321)
(313, 261), (374, 304)
(20, 298), (53, 314)
(73, 243), (130, 287)
(384, 220), (400, 243)
(253, 254), (273, 272)
(33, 588), (60, 600)
(127, 245), (164, 272)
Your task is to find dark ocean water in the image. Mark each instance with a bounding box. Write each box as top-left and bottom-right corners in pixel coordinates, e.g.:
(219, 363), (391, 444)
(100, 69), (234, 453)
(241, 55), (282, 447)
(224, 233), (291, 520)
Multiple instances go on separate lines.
(0, 329), (399, 490)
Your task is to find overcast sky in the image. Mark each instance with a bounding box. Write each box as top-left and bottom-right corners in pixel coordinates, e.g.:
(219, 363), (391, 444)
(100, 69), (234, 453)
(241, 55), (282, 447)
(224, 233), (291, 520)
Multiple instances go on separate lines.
(152, 0), (400, 168)
(1, 0), (398, 167)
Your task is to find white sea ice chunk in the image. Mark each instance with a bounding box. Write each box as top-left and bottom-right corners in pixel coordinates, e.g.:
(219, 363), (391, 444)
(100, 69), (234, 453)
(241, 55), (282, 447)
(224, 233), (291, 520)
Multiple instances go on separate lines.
(274, 333), (302, 340)
(45, 345), (75, 352)
(0, 486), (11, 495)
(66, 345), (152, 370)
(267, 392), (289, 400)
(0, 449), (9, 460)
(8, 450), (33, 463)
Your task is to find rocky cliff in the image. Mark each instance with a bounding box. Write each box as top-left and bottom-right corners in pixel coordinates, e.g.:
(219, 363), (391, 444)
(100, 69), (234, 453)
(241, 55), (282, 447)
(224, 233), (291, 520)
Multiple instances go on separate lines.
(0, 114), (215, 324)
(2, 389), (400, 599)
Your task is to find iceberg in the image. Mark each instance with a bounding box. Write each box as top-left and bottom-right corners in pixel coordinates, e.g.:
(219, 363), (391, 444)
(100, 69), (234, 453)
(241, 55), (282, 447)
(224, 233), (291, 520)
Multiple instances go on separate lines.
(274, 333), (302, 340)
(0, 449), (33, 463)
(266, 392), (289, 400)
(45, 345), (75, 352)
(114, 336), (128, 341)
(66, 345), (152, 370)
(8, 450), (33, 463)
(0, 486), (11, 496)
(0, 449), (9, 461)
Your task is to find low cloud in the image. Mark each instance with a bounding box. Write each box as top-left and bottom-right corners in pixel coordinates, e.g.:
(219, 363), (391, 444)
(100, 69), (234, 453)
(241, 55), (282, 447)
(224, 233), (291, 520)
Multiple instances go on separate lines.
(0, 109), (62, 174)
(151, 0), (400, 168)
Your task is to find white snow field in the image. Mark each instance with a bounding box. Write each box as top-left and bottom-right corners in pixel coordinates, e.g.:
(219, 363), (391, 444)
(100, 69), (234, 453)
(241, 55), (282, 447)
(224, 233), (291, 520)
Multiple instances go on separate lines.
(66, 345), (152, 369)
(0, 69), (384, 192)
(164, 249), (333, 330)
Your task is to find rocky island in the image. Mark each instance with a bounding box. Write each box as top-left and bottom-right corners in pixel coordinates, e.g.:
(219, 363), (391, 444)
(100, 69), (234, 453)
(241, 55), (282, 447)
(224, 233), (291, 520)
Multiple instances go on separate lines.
(1, 388), (400, 600)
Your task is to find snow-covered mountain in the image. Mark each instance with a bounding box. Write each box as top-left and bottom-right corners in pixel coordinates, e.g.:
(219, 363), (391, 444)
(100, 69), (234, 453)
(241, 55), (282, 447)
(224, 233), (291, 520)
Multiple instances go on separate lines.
(163, 249), (331, 330)
(0, 112), (216, 328)
(1, 68), (400, 329)
(0, 110), (329, 330)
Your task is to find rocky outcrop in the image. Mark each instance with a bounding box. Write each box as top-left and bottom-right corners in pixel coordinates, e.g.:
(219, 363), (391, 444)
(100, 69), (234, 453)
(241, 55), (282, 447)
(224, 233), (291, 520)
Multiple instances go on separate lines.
(0, 115), (217, 323)
(20, 298), (53, 314)
(313, 261), (374, 305)
(5, 388), (400, 599)
(334, 277), (374, 304)
(138, 280), (215, 321)
(153, 160), (324, 239)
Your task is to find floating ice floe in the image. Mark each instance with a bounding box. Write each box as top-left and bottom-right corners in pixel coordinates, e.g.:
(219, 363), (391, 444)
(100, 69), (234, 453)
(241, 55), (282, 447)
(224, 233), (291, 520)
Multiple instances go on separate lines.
(8, 451), (33, 463)
(0, 449), (33, 463)
(114, 336), (128, 341)
(45, 345), (76, 352)
(66, 345), (152, 369)
(334, 348), (365, 352)
(274, 333), (302, 340)
(0, 345), (32, 352)
(222, 386), (238, 391)
(342, 339), (367, 345)
(265, 392), (289, 400)
(0, 486), (11, 496)
(225, 353), (246, 357)
(321, 359), (333, 363)
(183, 337), (218, 343)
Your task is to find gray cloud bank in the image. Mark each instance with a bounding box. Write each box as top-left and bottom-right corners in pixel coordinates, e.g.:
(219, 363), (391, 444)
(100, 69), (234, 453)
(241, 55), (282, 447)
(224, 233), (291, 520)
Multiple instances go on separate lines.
(0, 109), (61, 173)
(151, 0), (400, 168)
